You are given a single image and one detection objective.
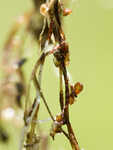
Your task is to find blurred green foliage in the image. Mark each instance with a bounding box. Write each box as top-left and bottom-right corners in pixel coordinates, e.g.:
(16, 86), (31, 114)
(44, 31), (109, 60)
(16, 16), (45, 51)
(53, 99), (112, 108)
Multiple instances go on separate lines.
(0, 0), (113, 150)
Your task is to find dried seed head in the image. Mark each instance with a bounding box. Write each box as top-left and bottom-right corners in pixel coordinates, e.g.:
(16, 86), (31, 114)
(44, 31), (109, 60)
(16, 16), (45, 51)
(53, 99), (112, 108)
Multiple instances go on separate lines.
(40, 3), (49, 17)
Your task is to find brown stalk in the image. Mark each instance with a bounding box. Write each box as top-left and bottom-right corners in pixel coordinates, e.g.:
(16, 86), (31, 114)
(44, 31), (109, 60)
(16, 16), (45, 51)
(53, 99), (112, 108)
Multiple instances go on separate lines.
(59, 68), (64, 111)
(1, 0), (84, 149)
(33, 74), (54, 121)
(61, 59), (80, 150)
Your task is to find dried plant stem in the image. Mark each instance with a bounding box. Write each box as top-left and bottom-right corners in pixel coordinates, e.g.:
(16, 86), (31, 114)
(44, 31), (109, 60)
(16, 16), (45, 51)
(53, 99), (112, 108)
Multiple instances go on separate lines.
(66, 123), (80, 150)
(22, 58), (45, 150)
(61, 63), (80, 150)
(1, 0), (83, 149)
(59, 68), (64, 111)
(26, 100), (40, 150)
(16, 0), (83, 149)
(60, 128), (69, 140)
(24, 53), (44, 115)
(33, 75), (54, 121)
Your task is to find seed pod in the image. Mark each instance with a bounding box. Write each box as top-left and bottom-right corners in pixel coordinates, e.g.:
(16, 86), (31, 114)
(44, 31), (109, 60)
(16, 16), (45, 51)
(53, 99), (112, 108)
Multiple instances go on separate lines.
(74, 82), (83, 95)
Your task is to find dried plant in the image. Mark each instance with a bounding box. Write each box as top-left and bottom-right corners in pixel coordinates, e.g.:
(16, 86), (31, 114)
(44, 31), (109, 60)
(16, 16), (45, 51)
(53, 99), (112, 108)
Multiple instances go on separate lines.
(0, 0), (83, 150)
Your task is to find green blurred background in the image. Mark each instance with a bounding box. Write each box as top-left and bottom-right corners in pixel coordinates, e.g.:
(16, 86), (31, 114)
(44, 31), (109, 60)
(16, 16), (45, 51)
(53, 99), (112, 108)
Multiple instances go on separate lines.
(0, 0), (113, 150)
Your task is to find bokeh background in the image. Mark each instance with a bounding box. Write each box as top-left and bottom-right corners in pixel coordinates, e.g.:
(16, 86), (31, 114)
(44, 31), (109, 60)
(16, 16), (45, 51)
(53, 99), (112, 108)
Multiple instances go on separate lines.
(0, 0), (113, 150)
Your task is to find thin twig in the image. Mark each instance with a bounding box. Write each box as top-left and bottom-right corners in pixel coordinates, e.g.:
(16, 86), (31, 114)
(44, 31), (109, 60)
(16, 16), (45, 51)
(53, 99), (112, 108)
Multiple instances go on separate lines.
(59, 68), (64, 111)
(33, 75), (54, 121)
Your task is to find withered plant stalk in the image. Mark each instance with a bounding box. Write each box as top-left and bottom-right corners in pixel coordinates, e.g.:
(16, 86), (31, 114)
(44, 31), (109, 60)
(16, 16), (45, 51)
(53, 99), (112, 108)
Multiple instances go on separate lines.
(0, 0), (83, 150)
